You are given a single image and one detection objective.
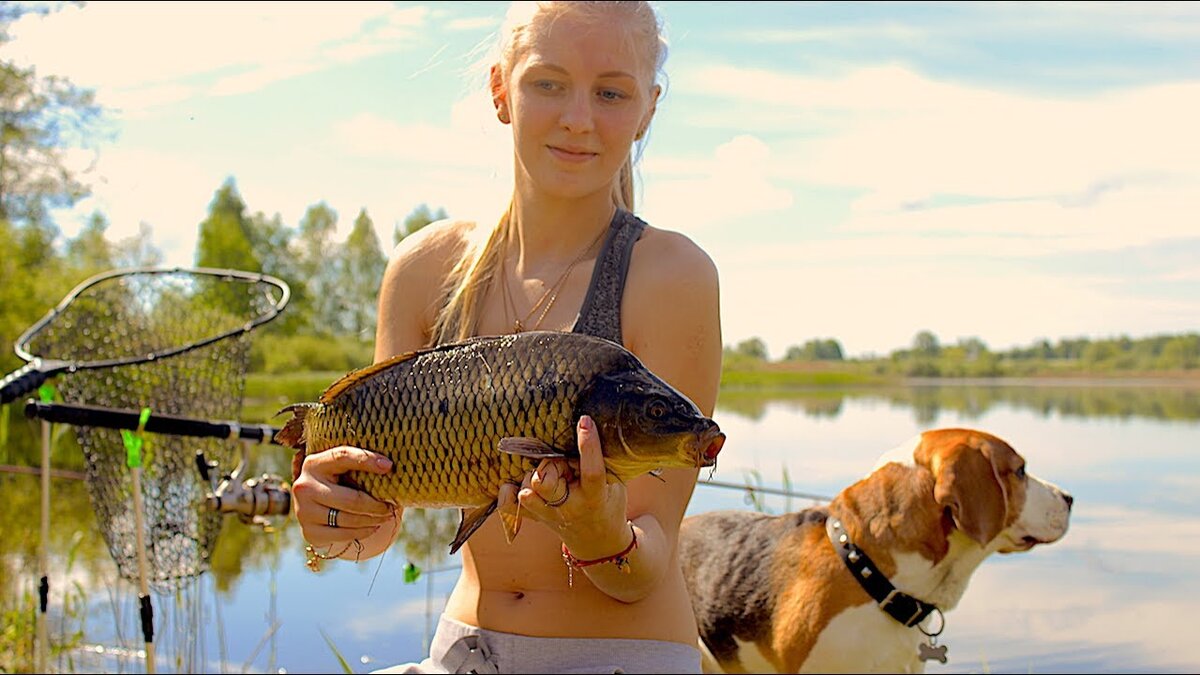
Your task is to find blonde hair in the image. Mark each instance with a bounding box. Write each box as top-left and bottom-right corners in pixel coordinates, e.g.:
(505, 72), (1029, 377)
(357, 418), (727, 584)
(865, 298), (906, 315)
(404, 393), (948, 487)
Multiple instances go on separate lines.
(431, 1), (667, 345)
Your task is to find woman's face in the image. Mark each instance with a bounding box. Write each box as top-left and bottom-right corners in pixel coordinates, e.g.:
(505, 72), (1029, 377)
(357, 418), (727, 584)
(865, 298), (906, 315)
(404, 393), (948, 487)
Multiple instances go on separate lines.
(501, 11), (657, 201)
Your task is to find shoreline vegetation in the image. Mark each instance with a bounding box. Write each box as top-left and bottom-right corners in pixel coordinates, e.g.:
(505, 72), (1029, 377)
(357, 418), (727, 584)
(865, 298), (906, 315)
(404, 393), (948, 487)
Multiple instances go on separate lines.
(239, 331), (1200, 423)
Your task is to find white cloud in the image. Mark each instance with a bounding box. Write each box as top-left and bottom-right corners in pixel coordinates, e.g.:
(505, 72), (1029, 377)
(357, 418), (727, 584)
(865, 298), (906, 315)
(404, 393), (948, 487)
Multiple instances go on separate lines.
(7, 2), (426, 113)
(641, 134), (794, 233)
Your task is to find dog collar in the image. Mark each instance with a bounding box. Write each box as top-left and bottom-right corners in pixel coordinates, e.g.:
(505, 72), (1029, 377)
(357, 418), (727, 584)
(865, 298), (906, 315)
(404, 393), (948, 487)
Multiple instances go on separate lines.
(825, 515), (941, 629)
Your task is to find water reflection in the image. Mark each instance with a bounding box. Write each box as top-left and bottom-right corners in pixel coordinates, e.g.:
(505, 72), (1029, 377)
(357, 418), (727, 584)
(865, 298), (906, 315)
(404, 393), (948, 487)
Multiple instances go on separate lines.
(2, 381), (1198, 673)
(717, 380), (1200, 424)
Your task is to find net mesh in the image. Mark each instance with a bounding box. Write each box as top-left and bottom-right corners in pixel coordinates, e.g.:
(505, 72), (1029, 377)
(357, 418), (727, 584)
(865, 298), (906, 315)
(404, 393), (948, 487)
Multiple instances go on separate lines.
(24, 270), (284, 591)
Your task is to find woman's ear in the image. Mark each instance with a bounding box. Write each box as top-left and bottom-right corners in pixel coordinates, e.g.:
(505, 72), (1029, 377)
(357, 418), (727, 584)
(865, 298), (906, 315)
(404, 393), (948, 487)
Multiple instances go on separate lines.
(490, 64), (511, 125)
(636, 84), (661, 140)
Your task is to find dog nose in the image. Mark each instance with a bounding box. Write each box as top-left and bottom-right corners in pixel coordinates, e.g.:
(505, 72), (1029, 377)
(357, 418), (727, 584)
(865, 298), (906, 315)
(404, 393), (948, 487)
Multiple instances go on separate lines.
(1063, 492), (1074, 509)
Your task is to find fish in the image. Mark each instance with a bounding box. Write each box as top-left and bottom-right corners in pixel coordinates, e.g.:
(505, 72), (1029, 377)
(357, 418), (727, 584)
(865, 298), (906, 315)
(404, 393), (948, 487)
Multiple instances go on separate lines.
(274, 330), (725, 553)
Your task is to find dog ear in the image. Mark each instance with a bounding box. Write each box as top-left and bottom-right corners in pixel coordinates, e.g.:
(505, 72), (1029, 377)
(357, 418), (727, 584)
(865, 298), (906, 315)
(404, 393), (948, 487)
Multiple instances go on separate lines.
(933, 442), (1008, 545)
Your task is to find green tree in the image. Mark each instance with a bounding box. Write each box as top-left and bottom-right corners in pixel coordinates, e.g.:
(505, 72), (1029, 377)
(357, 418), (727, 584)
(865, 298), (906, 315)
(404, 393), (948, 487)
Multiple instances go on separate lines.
(912, 330), (941, 357)
(297, 201), (340, 333)
(244, 210), (307, 332)
(395, 203), (446, 246)
(342, 208), (387, 338)
(733, 337), (769, 361)
(64, 210), (114, 276)
(195, 178), (260, 271)
(784, 338), (844, 361)
(0, 3), (103, 225)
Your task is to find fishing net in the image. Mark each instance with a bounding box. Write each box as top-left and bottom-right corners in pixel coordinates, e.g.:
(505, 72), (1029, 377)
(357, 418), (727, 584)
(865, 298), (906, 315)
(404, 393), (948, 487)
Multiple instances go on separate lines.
(21, 268), (288, 591)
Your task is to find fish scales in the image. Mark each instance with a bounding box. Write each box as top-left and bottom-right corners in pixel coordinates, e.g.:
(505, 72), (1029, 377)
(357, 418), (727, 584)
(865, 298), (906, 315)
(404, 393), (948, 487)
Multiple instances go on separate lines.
(303, 333), (596, 507)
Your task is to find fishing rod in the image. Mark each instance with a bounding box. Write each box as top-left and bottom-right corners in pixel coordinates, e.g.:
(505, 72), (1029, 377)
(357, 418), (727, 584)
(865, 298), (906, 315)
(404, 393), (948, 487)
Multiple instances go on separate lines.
(23, 401), (290, 523)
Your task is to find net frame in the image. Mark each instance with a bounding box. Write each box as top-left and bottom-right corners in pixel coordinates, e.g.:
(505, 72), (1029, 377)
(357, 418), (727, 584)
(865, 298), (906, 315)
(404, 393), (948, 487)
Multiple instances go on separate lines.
(17, 267), (289, 591)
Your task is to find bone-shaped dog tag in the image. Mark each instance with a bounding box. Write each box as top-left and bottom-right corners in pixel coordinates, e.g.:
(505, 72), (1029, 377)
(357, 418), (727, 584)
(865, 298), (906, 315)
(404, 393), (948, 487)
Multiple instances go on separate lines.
(918, 640), (948, 664)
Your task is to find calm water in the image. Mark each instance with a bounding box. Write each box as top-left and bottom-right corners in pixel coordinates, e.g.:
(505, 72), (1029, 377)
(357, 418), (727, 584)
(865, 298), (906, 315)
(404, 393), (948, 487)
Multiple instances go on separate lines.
(2, 381), (1198, 673)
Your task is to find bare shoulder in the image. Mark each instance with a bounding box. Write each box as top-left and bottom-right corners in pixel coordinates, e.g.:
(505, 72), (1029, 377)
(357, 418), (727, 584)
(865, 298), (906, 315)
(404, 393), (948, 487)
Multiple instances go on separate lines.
(385, 218), (478, 277)
(629, 224), (719, 290)
(376, 219), (482, 355)
(624, 224), (721, 334)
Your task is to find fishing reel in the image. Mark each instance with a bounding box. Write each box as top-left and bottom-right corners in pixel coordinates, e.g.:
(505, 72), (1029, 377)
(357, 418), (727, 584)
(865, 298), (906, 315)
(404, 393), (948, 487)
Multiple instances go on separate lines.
(196, 440), (291, 528)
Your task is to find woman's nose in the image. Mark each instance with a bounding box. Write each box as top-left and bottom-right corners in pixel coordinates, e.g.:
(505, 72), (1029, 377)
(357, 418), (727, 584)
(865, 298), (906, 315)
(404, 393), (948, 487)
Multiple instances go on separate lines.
(559, 91), (594, 134)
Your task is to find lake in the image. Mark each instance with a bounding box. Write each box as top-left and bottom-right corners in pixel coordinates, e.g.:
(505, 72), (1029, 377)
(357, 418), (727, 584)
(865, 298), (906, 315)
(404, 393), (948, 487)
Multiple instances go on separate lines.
(2, 380), (1198, 673)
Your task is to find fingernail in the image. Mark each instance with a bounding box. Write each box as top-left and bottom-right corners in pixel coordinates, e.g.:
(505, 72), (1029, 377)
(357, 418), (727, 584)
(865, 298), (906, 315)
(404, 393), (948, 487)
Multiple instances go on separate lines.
(579, 415), (593, 432)
(375, 456), (392, 470)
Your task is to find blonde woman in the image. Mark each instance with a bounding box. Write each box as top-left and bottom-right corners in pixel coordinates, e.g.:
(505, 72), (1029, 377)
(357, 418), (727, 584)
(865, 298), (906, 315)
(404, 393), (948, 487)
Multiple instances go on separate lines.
(290, 2), (722, 672)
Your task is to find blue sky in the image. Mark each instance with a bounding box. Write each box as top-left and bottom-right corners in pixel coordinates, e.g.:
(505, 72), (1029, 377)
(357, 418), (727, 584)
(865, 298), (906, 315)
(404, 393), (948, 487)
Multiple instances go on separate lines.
(9, 1), (1200, 358)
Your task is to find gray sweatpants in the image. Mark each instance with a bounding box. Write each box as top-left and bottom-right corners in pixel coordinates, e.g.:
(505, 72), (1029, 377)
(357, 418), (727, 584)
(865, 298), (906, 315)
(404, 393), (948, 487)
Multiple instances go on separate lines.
(372, 615), (702, 674)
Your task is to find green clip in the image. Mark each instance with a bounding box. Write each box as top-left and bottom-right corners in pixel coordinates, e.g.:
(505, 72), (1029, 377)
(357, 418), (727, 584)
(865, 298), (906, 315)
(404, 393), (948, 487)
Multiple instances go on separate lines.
(403, 562), (421, 584)
(37, 384), (56, 403)
(121, 407), (152, 469)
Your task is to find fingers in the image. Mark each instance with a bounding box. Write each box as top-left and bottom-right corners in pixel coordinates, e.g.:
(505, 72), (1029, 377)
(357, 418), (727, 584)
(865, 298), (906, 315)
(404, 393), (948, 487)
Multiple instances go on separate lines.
(309, 446), (393, 478)
(292, 445), (396, 545)
(577, 415), (605, 501)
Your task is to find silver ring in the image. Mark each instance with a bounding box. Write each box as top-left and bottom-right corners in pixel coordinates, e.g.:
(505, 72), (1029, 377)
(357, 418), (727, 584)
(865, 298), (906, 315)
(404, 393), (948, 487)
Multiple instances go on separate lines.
(327, 507), (340, 528)
(544, 483), (569, 508)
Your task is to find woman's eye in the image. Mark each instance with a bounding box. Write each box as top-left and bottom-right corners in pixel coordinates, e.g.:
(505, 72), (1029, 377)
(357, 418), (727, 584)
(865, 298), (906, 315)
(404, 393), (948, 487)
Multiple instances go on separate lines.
(535, 80), (560, 92)
(598, 89), (625, 102)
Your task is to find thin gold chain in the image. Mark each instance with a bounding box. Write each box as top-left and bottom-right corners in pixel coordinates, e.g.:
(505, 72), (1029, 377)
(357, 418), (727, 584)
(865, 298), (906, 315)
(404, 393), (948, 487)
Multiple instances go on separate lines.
(502, 223), (608, 334)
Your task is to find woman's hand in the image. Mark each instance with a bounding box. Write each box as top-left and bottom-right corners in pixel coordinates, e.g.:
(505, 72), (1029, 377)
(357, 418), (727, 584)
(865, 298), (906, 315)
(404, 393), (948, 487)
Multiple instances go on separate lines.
(496, 416), (669, 602)
(510, 416), (630, 552)
(290, 446), (401, 561)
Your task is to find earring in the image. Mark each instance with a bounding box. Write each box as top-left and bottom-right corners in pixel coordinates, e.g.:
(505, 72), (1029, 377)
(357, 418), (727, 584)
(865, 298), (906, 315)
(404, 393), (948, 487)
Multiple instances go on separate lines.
(497, 108), (510, 124)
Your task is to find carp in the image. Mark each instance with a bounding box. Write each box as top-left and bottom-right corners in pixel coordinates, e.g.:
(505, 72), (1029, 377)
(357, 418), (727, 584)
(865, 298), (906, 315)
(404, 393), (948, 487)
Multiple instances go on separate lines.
(275, 331), (725, 553)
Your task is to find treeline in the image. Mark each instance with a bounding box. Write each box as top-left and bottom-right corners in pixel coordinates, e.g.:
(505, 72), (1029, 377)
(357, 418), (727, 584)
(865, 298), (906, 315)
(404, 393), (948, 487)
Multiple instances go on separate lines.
(725, 329), (1200, 378)
(0, 176), (448, 375)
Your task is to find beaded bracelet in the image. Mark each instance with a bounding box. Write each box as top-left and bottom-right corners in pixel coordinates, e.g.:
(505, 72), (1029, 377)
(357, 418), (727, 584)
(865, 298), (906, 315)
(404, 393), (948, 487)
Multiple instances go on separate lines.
(561, 521), (638, 587)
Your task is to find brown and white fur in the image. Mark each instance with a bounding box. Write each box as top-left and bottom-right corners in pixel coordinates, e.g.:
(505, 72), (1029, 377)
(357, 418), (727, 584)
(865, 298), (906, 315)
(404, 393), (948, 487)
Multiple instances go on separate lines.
(679, 428), (1073, 673)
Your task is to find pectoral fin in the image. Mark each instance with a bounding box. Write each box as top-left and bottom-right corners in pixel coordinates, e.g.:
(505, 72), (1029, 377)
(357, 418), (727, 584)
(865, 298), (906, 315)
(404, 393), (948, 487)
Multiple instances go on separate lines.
(450, 501), (496, 555)
(496, 482), (522, 544)
(498, 437), (567, 459)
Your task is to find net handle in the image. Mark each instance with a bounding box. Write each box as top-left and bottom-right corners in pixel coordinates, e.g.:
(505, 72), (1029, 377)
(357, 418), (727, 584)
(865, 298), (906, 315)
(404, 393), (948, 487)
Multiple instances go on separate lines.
(24, 401), (282, 444)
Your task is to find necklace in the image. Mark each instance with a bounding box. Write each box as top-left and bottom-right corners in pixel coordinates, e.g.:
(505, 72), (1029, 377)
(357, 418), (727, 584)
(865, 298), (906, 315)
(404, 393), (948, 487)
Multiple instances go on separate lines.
(502, 223), (608, 334)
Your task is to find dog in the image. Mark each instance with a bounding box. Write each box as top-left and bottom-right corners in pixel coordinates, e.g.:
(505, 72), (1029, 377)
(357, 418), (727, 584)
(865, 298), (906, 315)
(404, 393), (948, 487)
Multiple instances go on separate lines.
(679, 428), (1072, 674)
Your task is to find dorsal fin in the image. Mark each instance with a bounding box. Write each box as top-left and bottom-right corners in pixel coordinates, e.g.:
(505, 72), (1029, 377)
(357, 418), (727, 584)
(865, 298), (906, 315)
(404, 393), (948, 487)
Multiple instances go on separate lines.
(318, 335), (502, 403)
(318, 351), (420, 403)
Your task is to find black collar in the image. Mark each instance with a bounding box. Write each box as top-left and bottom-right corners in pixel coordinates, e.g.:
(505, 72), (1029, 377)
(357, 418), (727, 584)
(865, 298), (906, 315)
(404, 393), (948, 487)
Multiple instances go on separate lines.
(825, 514), (939, 629)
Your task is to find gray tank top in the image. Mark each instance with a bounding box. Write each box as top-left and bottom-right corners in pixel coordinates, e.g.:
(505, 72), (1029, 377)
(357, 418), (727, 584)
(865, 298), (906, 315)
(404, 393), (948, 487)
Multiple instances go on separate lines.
(571, 209), (646, 345)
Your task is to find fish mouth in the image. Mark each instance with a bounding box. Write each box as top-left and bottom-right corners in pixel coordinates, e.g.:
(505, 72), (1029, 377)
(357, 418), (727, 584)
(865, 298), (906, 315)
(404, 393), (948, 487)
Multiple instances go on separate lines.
(696, 426), (725, 468)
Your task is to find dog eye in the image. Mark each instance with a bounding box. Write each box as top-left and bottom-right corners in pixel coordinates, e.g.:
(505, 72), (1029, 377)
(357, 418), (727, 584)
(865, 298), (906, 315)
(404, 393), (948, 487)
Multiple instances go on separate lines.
(1015, 464), (1026, 479)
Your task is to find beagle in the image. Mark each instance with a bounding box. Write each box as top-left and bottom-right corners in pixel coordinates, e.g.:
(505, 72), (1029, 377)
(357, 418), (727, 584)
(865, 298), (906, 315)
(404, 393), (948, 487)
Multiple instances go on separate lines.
(679, 428), (1072, 674)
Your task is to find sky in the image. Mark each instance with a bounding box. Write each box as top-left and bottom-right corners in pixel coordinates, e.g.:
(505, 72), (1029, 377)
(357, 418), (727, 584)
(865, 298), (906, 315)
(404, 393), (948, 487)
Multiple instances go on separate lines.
(7, 1), (1200, 358)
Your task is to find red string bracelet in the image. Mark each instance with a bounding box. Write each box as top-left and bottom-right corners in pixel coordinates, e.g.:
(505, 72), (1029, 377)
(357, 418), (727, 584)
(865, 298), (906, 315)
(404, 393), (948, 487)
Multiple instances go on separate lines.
(561, 521), (638, 587)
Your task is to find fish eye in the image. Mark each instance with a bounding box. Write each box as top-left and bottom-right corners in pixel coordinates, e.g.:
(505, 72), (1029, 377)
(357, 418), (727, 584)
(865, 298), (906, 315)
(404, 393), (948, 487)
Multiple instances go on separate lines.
(647, 399), (668, 419)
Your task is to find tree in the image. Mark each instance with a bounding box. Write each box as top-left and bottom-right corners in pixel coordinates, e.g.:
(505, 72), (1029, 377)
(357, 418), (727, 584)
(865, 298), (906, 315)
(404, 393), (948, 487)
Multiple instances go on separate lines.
(195, 178), (260, 271)
(65, 210), (114, 275)
(297, 201), (341, 333)
(341, 208), (387, 337)
(784, 338), (844, 361)
(912, 330), (941, 357)
(0, 3), (103, 225)
(395, 203), (446, 246)
(733, 337), (769, 361)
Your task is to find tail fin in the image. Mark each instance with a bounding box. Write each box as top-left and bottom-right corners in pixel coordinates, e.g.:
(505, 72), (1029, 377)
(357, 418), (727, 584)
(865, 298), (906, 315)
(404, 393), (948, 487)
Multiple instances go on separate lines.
(274, 403), (316, 451)
(276, 403), (317, 483)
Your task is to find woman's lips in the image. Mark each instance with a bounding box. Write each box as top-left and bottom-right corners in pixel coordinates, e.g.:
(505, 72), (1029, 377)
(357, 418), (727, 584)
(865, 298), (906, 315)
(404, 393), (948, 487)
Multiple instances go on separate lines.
(548, 145), (598, 164)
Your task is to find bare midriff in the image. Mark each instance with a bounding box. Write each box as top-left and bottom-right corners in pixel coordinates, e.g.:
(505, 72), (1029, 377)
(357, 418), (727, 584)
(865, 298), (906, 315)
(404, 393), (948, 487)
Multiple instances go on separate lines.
(441, 515), (700, 645)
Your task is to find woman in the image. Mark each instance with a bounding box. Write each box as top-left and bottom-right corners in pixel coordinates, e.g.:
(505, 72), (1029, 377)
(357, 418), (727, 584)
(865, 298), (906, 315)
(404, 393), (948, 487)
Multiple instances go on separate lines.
(290, 2), (722, 672)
